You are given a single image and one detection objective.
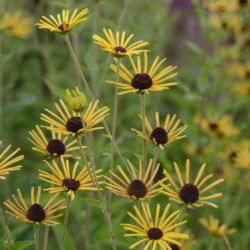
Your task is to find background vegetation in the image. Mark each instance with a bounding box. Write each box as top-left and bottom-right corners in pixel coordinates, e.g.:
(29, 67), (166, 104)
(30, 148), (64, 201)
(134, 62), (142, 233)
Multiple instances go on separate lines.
(0, 0), (249, 249)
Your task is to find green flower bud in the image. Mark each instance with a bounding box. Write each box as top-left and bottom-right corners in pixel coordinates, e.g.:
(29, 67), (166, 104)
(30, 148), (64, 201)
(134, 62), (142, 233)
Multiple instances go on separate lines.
(65, 87), (87, 111)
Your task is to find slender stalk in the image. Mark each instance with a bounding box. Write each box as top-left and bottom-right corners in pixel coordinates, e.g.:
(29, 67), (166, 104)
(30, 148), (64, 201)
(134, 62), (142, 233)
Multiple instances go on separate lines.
(77, 136), (117, 250)
(0, 206), (13, 246)
(43, 158), (58, 250)
(151, 147), (159, 178)
(223, 235), (232, 250)
(43, 226), (49, 250)
(208, 239), (216, 250)
(108, 59), (121, 212)
(34, 224), (40, 250)
(61, 194), (71, 250)
(64, 35), (129, 172)
(140, 94), (147, 173)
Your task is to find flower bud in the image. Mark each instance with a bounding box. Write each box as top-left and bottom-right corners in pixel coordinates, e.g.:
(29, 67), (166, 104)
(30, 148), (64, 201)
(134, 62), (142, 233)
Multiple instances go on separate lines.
(65, 87), (87, 111)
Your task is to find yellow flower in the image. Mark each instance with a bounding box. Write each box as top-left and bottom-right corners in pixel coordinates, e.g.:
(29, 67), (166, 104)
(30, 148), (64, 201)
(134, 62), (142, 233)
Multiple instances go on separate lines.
(233, 82), (250, 96)
(199, 216), (236, 237)
(105, 159), (167, 200)
(41, 99), (109, 136)
(92, 28), (149, 57)
(161, 160), (224, 208)
(0, 11), (32, 39)
(106, 52), (177, 95)
(4, 186), (65, 225)
(132, 112), (187, 150)
(39, 157), (103, 200)
(28, 125), (83, 159)
(204, 0), (238, 13)
(121, 202), (189, 249)
(0, 141), (24, 179)
(36, 9), (89, 33)
(65, 87), (87, 111)
(220, 142), (240, 164)
(235, 141), (250, 169)
(195, 114), (238, 139)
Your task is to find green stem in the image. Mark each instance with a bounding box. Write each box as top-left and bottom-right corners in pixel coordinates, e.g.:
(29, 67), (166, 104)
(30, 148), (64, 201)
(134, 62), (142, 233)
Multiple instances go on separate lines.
(77, 136), (117, 250)
(223, 235), (232, 250)
(64, 35), (130, 173)
(34, 224), (40, 250)
(208, 239), (216, 250)
(151, 147), (159, 178)
(43, 227), (49, 250)
(108, 59), (121, 212)
(61, 194), (71, 250)
(140, 94), (147, 173)
(0, 206), (13, 246)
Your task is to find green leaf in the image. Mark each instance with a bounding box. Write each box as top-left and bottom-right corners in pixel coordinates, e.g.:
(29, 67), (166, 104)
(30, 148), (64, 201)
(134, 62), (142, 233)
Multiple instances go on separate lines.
(80, 197), (101, 208)
(184, 41), (203, 56)
(45, 79), (66, 98)
(9, 241), (34, 250)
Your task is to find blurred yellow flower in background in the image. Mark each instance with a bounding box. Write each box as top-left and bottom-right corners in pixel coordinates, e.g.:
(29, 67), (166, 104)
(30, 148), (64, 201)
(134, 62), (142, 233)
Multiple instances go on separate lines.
(107, 52), (177, 95)
(199, 216), (236, 237)
(235, 142), (250, 169)
(93, 28), (149, 57)
(233, 82), (250, 96)
(195, 114), (238, 139)
(121, 202), (189, 249)
(0, 11), (32, 39)
(36, 9), (89, 33)
(132, 112), (187, 150)
(4, 186), (65, 225)
(0, 141), (24, 179)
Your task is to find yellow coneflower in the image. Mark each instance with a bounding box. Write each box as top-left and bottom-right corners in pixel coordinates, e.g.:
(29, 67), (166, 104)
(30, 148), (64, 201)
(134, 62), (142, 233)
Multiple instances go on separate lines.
(161, 160), (224, 208)
(235, 142), (250, 169)
(0, 11), (32, 39)
(106, 52), (177, 95)
(121, 202), (189, 249)
(195, 114), (238, 139)
(199, 216), (236, 237)
(220, 142), (239, 164)
(204, 0), (238, 13)
(36, 8), (89, 33)
(28, 125), (83, 159)
(105, 159), (167, 200)
(233, 82), (250, 96)
(4, 186), (65, 225)
(41, 99), (109, 136)
(132, 112), (187, 150)
(92, 28), (149, 57)
(39, 157), (103, 200)
(0, 141), (24, 179)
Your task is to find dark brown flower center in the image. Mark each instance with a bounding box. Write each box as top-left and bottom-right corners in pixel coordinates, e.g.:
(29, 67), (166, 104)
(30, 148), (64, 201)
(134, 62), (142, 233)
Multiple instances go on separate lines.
(169, 244), (180, 250)
(127, 179), (147, 199)
(229, 151), (237, 163)
(179, 183), (199, 203)
(209, 122), (218, 130)
(27, 204), (46, 222)
(150, 127), (168, 145)
(131, 73), (153, 91)
(239, 0), (248, 5)
(63, 178), (80, 191)
(66, 117), (83, 133)
(58, 23), (68, 32)
(46, 139), (65, 156)
(114, 46), (127, 53)
(147, 228), (163, 240)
